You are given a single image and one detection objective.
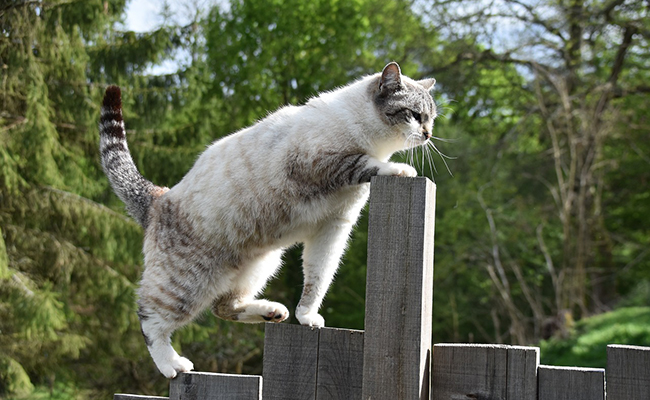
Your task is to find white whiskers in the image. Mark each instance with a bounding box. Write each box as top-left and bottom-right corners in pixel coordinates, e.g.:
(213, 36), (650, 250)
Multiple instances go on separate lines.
(403, 133), (456, 178)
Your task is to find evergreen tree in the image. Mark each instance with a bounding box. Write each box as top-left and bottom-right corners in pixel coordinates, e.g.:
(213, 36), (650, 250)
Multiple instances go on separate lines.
(1, 0), (179, 396)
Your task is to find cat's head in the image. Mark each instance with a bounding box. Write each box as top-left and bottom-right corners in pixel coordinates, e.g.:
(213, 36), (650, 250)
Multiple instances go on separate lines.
(372, 62), (437, 155)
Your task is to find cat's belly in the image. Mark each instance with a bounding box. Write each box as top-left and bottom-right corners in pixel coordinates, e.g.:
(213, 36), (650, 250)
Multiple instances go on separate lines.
(167, 179), (369, 253)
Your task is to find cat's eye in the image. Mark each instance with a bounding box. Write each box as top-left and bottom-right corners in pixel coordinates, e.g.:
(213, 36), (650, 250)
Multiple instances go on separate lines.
(411, 111), (422, 123)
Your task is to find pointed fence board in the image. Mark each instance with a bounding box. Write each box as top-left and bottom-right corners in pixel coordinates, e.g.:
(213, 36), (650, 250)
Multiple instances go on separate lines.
(607, 344), (650, 400)
(537, 366), (605, 400)
(362, 176), (436, 400)
(168, 372), (261, 400)
(431, 343), (539, 400)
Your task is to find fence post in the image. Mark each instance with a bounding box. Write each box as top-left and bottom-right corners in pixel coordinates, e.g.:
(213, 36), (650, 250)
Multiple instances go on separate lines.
(362, 176), (435, 400)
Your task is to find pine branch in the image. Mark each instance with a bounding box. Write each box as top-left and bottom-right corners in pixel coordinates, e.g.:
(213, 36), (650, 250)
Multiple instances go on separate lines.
(0, 0), (42, 14)
(0, 115), (27, 133)
(41, 186), (139, 227)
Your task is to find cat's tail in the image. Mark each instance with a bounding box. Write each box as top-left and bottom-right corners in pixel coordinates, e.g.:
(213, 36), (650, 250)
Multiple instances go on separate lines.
(99, 86), (168, 227)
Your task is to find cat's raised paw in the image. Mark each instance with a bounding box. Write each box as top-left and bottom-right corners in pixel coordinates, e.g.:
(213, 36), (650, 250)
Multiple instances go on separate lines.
(239, 300), (289, 323)
(262, 310), (288, 322)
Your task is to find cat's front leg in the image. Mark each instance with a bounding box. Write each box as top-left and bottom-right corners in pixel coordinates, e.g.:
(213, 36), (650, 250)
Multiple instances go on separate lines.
(296, 219), (355, 327)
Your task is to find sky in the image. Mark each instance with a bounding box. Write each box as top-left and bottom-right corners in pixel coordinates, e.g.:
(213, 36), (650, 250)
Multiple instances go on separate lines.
(124, 0), (200, 74)
(125, 0), (165, 33)
(124, 0), (227, 74)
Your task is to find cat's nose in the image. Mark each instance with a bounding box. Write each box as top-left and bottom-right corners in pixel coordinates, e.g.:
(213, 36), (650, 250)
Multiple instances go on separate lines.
(423, 131), (431, 140)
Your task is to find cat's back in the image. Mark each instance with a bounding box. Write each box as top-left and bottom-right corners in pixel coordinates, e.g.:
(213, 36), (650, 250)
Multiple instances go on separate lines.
(177, 103), (312, 191)
(158, 79), (374, 242)
(176, 79), (373, 196)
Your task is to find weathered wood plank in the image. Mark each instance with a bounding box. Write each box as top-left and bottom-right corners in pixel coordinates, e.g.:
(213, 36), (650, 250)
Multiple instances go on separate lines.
(262, 323), (320, 400)
(114, 395), (168, 400)
(607, 344), (650, 400)
(168, 372), (261, 400)
(362, 176), (435, 400)
(538, 365), (605, 400)
(316, 327), (364, 400)
(431, 343), (539, 400)
(506, 345), (539, 400)
(432, 344), (507, 400)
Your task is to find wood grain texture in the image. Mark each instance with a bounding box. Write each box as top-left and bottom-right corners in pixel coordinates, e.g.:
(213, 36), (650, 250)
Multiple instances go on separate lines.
(114, 395), (168, 400)
(431, 344), (539, 400)
(262, 323), (319, 400)
(607, 344), (650, 400)
(506, 345), (539, 400)
(168, 372), (261, 400)
(362, 176), (436, 400)
(316, 327), (364, 400)
(538, 365), (604, 400)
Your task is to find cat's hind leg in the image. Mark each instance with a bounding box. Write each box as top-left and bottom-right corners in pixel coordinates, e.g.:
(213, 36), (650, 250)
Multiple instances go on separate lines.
(211, 249), (289, 323)
(138, 306), (194, 379)
(137, 271), (210, 378)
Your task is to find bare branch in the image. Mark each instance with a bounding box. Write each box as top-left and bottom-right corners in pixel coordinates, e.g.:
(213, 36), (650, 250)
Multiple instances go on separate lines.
(536, 224), (562, 311)
(593, 26), (636, 120)
(501, 0), (567, 41)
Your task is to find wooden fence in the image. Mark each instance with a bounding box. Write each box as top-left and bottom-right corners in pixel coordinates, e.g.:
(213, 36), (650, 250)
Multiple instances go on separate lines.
(115, 177), (650, 400)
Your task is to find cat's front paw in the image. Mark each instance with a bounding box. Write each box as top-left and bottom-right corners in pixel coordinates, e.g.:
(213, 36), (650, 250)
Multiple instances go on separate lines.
(378, 162), (417, 178)
(158, 355), (194, 379)
(296, 308), (325, 328)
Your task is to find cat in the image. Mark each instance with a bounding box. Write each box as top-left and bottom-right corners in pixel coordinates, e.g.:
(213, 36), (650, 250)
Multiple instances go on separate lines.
(99, 62), (437, 378)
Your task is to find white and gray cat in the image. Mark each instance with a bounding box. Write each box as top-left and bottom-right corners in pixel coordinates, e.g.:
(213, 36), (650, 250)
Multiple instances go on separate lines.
(99, 62), (437, 378)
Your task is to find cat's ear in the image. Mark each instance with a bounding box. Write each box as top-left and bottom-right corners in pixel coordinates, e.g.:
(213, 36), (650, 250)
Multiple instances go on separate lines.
(418, 78), (436, 91)
(379, 62), (402, 91)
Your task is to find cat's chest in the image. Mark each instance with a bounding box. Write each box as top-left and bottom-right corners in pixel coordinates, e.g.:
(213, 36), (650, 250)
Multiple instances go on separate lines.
(269, 184), (370, 244)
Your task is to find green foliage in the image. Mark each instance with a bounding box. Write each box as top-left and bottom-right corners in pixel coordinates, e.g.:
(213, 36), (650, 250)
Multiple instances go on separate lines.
(204, 0), (437, 130)
(0, 227), (9, 280)
(0, 0), (176, 396)
(5, 381), (92, 400)
(540, 307), (650, 368)
(422, 0), (650, 344)
(0, 356), (34, 397)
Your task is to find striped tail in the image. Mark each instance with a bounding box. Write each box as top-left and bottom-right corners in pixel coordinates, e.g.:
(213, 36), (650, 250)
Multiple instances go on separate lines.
(99, 86), (167, 227)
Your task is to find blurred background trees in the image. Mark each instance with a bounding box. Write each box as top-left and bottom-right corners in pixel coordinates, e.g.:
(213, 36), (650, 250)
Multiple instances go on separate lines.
(0, 0), (648, 398)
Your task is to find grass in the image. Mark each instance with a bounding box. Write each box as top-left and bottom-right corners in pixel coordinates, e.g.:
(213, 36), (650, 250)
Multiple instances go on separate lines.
(4, 381), (95, 400)
(539, 306), (650, 368)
